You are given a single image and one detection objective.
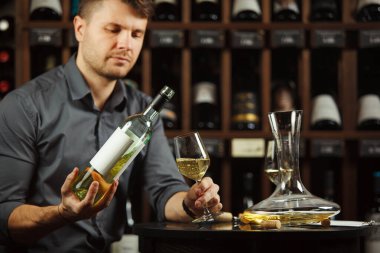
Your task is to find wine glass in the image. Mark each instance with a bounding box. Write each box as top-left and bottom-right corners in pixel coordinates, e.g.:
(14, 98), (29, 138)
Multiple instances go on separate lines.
(263, 140), (280, 185)
(174, 132), (214, 223)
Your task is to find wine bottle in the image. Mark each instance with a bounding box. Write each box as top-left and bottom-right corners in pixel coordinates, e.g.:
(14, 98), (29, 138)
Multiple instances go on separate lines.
(0, 48), (14, 99)
(311, 49), (342, 130)
(31, 47), (61, 78)
(192, 81), (220, 129)
(154, 0), (180, 21)
(231, 91), (260, 130)
(30, 0), (62, 21)
(358, 94), (380, 130)
(71, 86), (175, 204)
(232, 0), (262, 21)
(323, 169), (335, 201)
(357, 49), (380, 130)
(271, 79), (297, 112)
(0, 1), (14, 42)
(310, 0), (340, 22)
(160, 102), (178, 129)
(356, 0), (380, 22)
(193, 0), (220, 21)
(311, 94), (342, 130)
(272, 0), (301, 22)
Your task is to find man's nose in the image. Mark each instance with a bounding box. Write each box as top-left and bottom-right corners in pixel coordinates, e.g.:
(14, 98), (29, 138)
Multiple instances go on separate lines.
(117, 32), (133, 50)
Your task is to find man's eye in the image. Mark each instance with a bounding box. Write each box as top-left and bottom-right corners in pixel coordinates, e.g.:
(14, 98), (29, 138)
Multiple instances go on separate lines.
(106, 27), (120, 33)
(132, 31), (143, 38)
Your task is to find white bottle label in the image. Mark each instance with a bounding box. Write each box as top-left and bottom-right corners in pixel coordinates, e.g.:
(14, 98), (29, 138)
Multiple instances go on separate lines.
(358, 94), (380, 124)
(193, 81), (217, 104)
(274, 0), (299, 14)
(154, 0), (176, 5)
(311, 94), (342, 125)
(30, 0), (63, 15)
(90, 127), (136, 176)
(233, 0), (261, 17)
(358, 0), (380, 11)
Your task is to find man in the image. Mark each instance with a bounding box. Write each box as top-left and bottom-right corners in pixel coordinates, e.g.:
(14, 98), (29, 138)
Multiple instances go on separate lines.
(0, 0), (222, 251)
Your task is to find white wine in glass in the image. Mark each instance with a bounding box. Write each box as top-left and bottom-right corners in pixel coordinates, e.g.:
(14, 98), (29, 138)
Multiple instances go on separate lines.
(174, 132), (214, 223)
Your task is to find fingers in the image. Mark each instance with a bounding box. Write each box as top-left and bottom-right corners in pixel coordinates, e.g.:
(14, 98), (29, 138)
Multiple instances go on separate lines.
(61, 167), (79, 197)
(192, 177), (221, 210)
(97, 180), (119, 208)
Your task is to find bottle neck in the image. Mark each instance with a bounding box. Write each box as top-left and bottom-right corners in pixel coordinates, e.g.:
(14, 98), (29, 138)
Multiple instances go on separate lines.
(142, 95), (168, 122)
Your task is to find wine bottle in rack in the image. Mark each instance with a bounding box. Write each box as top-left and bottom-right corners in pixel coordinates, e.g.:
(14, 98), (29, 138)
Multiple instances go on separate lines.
(356, 0), (380, 22)
(30, 0), (62, 21)
(0, 1), (14, 42)
(232, 0), (262, 21)
(271, 79), (297, 112)
(231, 49), (260, 130)
(0, 48), (14, 100)
(192, 0), (221, 21)
(31, 47), (61, 78)
(153, 0), (180, 21)
(192, 81), (219, 130)
(272, 0), (301, 22)
(192, 50), (220, 130)
(357, 49), (380, 130)
(310, 0), (340, 21)
(358, 95), (380, 130)
(231, 91), (260, 130)
(311, 93), (342, 130)
(152, 49), (181, 129)
(310, 50), (342, 130)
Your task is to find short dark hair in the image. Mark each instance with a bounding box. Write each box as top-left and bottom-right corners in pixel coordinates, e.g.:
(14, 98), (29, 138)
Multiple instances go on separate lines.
(78, 0), (154, 20)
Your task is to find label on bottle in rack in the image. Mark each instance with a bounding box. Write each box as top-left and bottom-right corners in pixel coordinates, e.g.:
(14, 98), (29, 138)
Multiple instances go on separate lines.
(359, 30), (380, 48)
(271, 30), (304, 48)
(30, 28), (62, 46)
(193, 82), (217, 104)
(232, 0), (262, 17)
(231, 138), (265, 157)
(90, 127), (141, 177)
(311, 139), (344, 158)
(150, 30), (184, 48)
(359, 140), (380, 157)
(230, 31), (263, 48)
(154, 0), (176, 4)
(30, 0), (63, 15)
(357, 0), (380, 11)
(190, 30), (225, 48)
(311, 30), (346, 48)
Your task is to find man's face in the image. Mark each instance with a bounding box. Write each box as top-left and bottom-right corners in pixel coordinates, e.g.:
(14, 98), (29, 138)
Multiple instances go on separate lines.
(75, 0), (147, 80)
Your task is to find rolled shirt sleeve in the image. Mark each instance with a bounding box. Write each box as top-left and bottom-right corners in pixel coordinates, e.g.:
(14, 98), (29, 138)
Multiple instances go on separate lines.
(142, 115), (189, 221)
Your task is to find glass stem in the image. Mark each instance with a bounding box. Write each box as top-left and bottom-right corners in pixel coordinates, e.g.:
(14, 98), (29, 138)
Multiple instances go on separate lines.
(197, 180), (212, 216)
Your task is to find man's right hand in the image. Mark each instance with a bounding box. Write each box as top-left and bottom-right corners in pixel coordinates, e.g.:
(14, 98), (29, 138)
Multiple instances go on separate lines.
(58, 167), (118, 222)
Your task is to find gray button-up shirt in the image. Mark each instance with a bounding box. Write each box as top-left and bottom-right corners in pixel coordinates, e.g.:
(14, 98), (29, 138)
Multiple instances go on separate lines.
(0, 55), (188, 252)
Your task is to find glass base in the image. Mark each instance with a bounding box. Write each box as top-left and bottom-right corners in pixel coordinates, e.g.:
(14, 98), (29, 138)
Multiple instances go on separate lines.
(244, 194), (341, 226)
(192, 213), (215, 223)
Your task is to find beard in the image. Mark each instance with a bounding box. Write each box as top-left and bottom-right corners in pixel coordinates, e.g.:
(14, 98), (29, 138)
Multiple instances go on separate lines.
(82, 47), (135, 81)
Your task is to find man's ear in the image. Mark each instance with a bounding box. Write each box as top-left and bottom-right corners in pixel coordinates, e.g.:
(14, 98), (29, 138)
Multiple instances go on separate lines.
(73, 16), (86, 42)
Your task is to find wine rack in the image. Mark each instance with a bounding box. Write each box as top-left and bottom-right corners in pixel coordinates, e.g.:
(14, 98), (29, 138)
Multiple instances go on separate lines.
(11, 0), (380, 222)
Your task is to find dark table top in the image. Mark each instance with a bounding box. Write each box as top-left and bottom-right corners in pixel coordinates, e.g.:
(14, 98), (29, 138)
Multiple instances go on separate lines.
(133, 221), (377, 241)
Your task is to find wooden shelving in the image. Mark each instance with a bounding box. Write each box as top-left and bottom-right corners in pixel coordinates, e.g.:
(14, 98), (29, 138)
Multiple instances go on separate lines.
(14, 0), (380, 222)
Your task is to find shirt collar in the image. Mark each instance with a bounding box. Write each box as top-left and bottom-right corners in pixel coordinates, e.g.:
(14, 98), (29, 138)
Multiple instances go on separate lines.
(64, 54), (127, 111)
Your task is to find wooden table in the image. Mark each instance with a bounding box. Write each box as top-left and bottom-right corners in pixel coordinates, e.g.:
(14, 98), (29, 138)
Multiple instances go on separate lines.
(133, 222), (377, 253)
